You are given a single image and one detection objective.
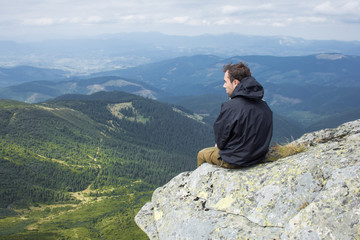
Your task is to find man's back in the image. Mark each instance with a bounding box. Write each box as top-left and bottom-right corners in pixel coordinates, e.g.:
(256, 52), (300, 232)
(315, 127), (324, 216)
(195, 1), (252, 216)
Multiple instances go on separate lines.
(214, 76), (273, 167)
(197, 62), (273, 169)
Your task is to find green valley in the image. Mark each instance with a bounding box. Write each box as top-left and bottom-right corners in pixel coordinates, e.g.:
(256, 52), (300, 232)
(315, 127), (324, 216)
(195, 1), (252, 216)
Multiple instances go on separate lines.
(0, 91), (214, 239)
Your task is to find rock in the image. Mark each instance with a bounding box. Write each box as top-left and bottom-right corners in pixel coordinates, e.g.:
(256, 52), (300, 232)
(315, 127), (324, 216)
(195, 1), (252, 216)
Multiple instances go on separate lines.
(135, 119), (360, 239)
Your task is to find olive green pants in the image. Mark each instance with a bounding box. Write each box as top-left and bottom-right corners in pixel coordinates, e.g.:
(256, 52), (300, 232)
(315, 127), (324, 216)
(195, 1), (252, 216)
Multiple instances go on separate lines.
(197, 147), (239, 169)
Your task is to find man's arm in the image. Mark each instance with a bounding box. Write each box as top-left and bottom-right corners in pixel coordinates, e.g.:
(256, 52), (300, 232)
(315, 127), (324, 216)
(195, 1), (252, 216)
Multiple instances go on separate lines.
(213, 103), (233, 150)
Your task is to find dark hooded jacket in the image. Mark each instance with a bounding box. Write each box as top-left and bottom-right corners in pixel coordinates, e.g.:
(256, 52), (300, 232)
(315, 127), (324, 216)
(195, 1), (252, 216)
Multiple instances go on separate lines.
(214, 76), (273, 167)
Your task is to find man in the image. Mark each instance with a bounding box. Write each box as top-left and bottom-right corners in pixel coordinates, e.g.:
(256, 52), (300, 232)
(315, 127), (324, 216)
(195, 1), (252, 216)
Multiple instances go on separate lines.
(197, 62), (273, 168)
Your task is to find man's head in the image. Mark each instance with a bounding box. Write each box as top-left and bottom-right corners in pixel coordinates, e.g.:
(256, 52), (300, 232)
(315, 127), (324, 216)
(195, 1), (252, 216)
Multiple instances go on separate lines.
(222, 62), (251, 97)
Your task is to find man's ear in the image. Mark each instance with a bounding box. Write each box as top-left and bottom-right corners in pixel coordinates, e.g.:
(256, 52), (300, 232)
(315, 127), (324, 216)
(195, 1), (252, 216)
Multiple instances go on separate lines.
(233, 79), (240, 86)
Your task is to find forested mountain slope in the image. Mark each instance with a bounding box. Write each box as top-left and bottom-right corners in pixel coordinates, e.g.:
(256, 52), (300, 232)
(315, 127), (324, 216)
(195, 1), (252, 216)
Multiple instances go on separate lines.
(0, 91), (213, 239)
(0, 66), (69, 88)
(0, 76), (162, 103)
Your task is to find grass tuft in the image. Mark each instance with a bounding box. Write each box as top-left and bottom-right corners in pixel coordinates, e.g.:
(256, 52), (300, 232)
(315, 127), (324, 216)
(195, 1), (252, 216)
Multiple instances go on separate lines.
(264, 142), (307, 162)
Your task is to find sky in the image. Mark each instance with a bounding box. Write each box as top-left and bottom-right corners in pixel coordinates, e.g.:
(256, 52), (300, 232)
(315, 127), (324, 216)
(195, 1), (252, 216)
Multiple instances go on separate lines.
(0, 0), (360, 42)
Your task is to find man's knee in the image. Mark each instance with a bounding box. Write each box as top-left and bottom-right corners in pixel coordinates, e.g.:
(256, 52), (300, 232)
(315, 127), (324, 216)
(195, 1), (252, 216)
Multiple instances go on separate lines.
(197, 148), (207, 167)
(197, 147), (220, 167)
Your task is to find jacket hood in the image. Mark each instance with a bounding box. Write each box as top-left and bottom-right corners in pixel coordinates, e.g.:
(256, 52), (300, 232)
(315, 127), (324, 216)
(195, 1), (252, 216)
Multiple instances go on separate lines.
(231, 76), (264, 100)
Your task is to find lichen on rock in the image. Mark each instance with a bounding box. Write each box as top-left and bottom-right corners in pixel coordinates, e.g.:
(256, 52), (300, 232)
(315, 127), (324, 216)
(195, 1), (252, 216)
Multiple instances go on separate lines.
(135, 119), (360, 240)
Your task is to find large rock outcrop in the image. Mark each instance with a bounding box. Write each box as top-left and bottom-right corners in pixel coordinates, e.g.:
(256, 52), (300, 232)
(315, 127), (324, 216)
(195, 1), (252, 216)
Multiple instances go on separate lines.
(135, 119), (360, 239)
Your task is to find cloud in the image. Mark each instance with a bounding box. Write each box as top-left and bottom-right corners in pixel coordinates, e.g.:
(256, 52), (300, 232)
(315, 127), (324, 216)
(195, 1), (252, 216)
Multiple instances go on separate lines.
(294, 17), (327, 24)
(221, 3), (273, 15)
(314, 1), (360, 15)
(0, 0), (359, 41)
(23, 17), (54, 26)
(160, 16), (190, 24)
(313, 1), (360, 25)
(22, 16), (104, 26)
(214, 17), (243, 26)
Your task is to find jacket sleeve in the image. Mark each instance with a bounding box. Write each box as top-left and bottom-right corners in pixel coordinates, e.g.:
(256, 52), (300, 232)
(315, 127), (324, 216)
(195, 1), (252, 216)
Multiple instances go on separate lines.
(213, 103), (233, 150)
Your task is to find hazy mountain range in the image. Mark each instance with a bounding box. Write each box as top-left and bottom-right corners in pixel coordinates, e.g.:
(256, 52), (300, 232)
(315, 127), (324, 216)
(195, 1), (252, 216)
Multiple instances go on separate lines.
(1, 32), (360, 74)
(1, 53), (359, 141)
(1, 33), (359, 160)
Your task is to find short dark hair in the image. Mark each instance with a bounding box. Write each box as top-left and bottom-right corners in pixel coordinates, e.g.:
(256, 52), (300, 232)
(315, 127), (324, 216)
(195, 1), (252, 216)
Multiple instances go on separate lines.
(223, 62), (251, 82)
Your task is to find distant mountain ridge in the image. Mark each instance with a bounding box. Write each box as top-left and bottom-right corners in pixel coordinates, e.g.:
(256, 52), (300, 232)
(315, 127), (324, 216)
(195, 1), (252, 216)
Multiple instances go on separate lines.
(3, 53), (359, 101)
(0, 76), (162, 103)
(94, 53), (360, 133)
(1, 32), (360, 74)
(0, 65), (69, 88)
(1, 53), (360, 142)
(97, 53), (360, 95)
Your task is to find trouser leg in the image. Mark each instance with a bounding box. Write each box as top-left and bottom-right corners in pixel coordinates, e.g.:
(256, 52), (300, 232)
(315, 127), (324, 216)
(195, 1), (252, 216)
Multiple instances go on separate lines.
(197, 147), (239, 169)
(197, 147), (222, 167)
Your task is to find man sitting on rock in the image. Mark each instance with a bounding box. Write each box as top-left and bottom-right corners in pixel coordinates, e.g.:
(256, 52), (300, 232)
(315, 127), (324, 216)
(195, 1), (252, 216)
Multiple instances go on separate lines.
(197, 62), (273, 169)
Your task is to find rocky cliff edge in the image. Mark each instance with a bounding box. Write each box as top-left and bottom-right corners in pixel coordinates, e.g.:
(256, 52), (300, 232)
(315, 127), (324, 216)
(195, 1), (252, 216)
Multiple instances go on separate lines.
(135, 119), (360, 240)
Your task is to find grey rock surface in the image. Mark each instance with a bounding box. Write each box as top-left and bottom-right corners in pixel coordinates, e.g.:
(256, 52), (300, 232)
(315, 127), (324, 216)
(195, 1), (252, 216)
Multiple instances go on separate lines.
(135, 119), (360, 239)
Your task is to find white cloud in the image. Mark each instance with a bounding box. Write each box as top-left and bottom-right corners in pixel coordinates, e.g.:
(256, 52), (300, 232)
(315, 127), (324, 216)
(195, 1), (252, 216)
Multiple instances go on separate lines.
(86, 16), (103, 24)
(214, 17), (243, 26)
(160, 16), (190, 24)
(314, 1), (360, 15)
(221, 5), (242, 15)
(23, 16), (104, 26)
(23, 17), (55, 26)
(221, 3), (273, 14)
(0, 0), (359, 41)
(272, 22), (286, 28)
(295, 17), (327, 24)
